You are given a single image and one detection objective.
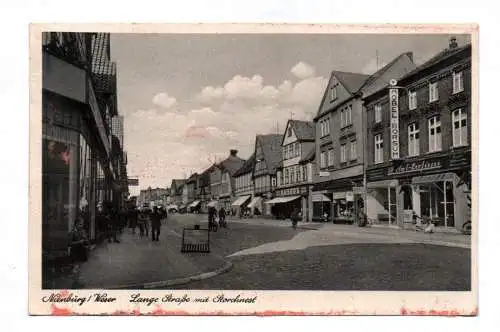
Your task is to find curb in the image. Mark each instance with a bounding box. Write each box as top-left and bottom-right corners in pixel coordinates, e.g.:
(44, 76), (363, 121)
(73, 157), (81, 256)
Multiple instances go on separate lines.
(142, 260), (233, 289)
(82, 260), (234, 290)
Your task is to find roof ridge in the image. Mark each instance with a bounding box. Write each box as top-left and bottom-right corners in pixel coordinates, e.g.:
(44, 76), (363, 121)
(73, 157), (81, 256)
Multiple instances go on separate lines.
(358, 51), (413, 92)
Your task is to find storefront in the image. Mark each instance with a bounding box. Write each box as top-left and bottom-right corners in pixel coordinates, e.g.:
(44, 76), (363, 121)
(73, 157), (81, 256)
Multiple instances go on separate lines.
(231, 195), (251, 216)
(266, 195), (302, 219)
(366, 150), (471, 231)
(312, 176), (363, 224)
(247, 196), (263, 216)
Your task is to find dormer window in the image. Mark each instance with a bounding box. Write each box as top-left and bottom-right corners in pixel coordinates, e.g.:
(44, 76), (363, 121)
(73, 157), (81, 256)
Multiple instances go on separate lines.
(330, 78), (338, 102)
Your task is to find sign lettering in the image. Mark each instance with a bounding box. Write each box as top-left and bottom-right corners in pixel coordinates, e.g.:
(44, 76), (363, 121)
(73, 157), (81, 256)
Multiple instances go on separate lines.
(388, 159), (442, 175)
(389, 85), (400, 160)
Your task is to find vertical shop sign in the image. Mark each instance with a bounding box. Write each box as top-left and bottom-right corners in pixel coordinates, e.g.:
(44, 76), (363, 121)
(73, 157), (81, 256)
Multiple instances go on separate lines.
(389, 79), (400, 160)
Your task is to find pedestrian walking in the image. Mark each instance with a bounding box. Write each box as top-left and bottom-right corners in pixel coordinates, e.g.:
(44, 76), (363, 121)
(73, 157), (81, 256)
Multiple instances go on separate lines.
(138, 209), (150, 237)
(290, 208), (301, 230)
(151, 206), (162, 241)
(106, 203), (120, 243)
(129, 207), (139, 235)
(218, 207), (227, 228)
(208, 206), (218, 232)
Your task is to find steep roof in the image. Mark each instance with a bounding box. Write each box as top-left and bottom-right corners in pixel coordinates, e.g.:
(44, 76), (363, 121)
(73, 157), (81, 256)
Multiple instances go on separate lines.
(401, 43), (471, 83)
(334, 70), (370, 93)
(359, 52), (415, 92)
(289, 120), (315, 141)
(258, 134), (283, 175)
(234, 153), (256, 177)
(299, 145), (315, 164)
(218, 154), (246, 176)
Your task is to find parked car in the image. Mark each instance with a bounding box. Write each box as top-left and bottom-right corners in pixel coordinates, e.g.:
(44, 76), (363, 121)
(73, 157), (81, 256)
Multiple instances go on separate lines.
(167, 204), (178, 213)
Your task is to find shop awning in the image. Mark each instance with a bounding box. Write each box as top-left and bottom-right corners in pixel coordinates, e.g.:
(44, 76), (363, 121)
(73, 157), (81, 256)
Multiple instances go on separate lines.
(265, 196), (301, 204)
(312, 193), (331, 202)
(231, 195), (251, 207)
(367, 179), (398, 189)
(189, 200), (201, 208)
(412, 173), (457, 185)
(247, 197), (262, 208)
(207, 200), (218, 208)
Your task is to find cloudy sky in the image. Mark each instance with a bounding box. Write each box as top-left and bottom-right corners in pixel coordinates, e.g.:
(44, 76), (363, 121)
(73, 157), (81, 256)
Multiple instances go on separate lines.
(109, 33), (470, 195)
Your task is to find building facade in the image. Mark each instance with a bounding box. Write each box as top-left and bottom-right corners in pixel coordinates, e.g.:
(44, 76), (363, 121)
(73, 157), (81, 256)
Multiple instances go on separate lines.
(42, 32), (120, 268)
(196, 167), (212, 213)
(312, 53), (416, 223)
(364, 39), (472, 232)
(169, 179), (186, 206)
(272, 120), (316, 221)
(251, 134), (282, 217)
(232, 153), (256, 216)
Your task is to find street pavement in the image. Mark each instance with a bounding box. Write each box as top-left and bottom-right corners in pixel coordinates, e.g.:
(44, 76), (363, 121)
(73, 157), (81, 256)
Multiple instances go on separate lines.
(49, 213), (472, 290)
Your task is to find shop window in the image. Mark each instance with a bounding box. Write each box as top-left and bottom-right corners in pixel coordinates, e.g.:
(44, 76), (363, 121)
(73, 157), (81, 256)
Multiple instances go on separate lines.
(429, 81), (439, 102)
(374, 134), (383, 164)
(452, 108), (468, 147)
(408, 122), (420, 156)
(428, 116), (442, 152)
(374, 104), (382, 123)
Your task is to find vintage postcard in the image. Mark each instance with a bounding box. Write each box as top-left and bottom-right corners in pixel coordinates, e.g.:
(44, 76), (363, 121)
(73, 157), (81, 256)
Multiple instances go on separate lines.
(29, 23), (478, 316)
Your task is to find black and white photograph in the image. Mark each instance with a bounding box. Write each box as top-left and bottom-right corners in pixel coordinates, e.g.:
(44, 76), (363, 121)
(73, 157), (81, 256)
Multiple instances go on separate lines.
(29, 24), (478, 315)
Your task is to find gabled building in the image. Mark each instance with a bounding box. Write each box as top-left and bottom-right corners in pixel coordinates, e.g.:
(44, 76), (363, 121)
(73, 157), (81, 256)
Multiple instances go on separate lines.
(169, 179), (186, 206)
(232, 153), (256, 216)
(313, 52), (416, 223)
(208, 149), (246, 211)
(271, 120), (317, 221)
(363, 38), (472, 232)
(250, 134), (282, 216)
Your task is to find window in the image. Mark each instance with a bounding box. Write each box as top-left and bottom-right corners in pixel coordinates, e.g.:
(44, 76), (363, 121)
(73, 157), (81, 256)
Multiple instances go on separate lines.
(453, 71), (464, 94)
(272, 177), (277, 187)
(327, 149), (334, 166)
(428, 116), (442, 152)
(282, 148), (286, 161)
(429, 82), (439, 102)
(320, 118), (330, 137)
(408, 122), (420, 157)
(330, 79), (338, 102)
(295, 166), (300, 182)
(284, 168), (289, 185)
(340, 144), (347, 163)
(290, 167), (295, 184)
(350, 140), (357, 160)
(374, 134), (383, 164)
(320, 151), (327, 168)
(374, 104), (382, 123)
(409, 91), (417, 110)
(341, 105), (353, 128)
(452, 108), (468, 147)
(303, 165), (308, 182)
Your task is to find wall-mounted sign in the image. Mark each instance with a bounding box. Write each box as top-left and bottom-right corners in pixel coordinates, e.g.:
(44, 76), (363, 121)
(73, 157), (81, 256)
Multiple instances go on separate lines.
(319, 171), (330, 177)
(352, 186), (365, 195)
(389, 80), (400, 160)
(346, 191), (354, 202)
(388, 159), (443, 175)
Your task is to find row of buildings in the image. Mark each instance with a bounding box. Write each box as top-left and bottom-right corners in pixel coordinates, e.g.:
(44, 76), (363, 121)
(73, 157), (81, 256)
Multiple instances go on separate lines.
(160, 37), (472, 233)
(42, 32), (130, 264)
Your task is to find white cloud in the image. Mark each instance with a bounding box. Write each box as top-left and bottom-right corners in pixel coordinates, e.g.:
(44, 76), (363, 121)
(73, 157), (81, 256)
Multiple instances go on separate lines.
(128, 62), (329, 192)
(291, 61), (316, 79)
(152, 92), (177, 109)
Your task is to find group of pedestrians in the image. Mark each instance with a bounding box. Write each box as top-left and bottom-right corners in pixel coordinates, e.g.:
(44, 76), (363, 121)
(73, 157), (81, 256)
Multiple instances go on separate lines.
(128, 206), (165, 241)
(207, 206), (228, 231)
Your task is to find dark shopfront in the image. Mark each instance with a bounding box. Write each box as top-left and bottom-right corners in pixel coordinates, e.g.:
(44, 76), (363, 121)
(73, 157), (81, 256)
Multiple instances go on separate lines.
(366, 149), (471, 231)
(312, 176), (364, 224)
(42, 91), (113, 262)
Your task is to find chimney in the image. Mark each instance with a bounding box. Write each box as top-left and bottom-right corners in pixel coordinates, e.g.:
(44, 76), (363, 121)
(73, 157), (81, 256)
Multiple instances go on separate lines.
(230, 149), (238, 157)
(449, 36), (458, 49)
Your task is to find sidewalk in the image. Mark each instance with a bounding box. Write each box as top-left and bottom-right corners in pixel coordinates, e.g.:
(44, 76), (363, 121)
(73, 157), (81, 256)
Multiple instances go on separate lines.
(75, 228), (229, 289)
(225, 217), (471, 249)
